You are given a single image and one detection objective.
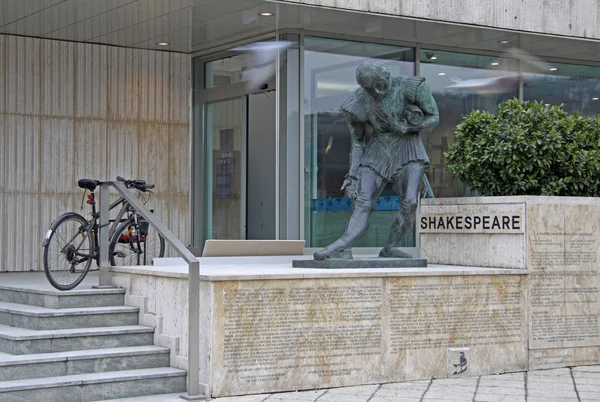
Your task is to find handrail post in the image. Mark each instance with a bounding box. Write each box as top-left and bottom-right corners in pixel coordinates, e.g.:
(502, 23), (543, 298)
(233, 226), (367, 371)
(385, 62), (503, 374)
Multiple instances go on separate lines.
(107, 181), (206, 399)
(186, 260), (201, 398)
(94, 182), (115, 289)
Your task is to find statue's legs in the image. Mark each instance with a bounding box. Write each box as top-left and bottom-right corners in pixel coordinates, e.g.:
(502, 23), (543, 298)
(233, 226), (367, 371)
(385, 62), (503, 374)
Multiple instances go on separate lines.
(379, 161), (425, 258)
(314, 168), (385, 260)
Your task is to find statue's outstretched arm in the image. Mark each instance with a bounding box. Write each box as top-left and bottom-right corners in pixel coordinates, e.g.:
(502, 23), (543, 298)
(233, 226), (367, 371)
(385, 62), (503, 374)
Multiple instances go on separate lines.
(410, 82), (440, 132)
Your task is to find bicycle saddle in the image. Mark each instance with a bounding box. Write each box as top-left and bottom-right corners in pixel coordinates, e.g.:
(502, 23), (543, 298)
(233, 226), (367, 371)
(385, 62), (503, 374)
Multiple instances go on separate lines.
(78, 179), (100, 191)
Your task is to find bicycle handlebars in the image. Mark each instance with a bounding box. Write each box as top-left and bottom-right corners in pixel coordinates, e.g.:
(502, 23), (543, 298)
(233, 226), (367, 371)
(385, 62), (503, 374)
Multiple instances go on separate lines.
(116, 176), (155, 192)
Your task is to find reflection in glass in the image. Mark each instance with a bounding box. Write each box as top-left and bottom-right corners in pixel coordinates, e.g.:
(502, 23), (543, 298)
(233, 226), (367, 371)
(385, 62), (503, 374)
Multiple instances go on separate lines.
(523, 62), (600, 117)
(303, 37), (415, 248)
(204, 98), (245, 240)
(419, 49), (517, 198)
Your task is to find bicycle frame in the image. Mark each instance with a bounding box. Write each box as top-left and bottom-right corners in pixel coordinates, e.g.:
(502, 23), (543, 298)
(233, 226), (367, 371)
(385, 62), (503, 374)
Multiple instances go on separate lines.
(78, 191), (140, 265)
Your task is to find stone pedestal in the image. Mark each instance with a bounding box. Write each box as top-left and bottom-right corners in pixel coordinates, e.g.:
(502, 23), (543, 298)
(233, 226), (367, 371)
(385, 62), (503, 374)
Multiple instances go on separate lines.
(292, 258), (427, 268)
(420, 196), (600, 370)
(111, 259), (527, 398)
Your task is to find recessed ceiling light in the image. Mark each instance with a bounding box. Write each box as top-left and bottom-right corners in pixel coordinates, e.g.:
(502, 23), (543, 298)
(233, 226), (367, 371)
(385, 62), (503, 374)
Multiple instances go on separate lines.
(438, 72), (446, 76)
(544, 103), (550, 106)
(549, 67), (558, 71)
(430, 56), (438, 60)
(593, 97), (599, 101)
(157, 42), (169, 46)
(498, 40), (512, 44)
(259, 12), (273, 16)
(491, 62), (500, 66)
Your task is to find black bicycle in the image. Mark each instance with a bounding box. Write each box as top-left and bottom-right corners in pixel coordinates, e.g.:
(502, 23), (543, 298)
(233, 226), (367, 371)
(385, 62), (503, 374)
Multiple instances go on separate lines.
(42, 177), (166, 290)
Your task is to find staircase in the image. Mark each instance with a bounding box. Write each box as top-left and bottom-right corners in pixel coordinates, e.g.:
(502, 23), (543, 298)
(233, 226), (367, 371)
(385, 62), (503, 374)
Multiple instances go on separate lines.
(0, 281), (186, 401)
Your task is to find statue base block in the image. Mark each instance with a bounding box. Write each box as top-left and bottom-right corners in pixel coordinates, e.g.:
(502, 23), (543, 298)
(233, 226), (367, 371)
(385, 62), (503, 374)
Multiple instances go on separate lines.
(292, 257), (427, 269)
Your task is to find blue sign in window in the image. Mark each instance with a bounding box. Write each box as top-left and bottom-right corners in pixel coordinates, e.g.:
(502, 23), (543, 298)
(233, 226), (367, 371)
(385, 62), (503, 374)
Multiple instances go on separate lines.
(312, 196), (401, 212)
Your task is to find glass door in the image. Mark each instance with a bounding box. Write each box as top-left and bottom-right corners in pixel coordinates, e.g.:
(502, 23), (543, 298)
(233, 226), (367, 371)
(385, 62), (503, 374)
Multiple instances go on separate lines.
(204, 97), (247, 240)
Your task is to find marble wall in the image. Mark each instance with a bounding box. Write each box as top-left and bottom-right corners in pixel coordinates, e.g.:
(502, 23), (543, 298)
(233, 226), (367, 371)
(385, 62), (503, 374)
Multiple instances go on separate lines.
(421, 197), (600, 371)
(526, 201), (600, 369)
(210, 274), (527, 397)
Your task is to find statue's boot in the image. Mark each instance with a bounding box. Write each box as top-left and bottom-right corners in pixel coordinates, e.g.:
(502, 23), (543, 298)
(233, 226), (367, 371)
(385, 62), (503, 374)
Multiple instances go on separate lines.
(378, 247), (412, 258)
(314, 242), (353, 260)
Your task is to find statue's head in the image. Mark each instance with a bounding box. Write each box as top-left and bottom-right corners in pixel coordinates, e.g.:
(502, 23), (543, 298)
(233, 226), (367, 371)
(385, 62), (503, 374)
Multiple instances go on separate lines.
(356, 61), (391, 99)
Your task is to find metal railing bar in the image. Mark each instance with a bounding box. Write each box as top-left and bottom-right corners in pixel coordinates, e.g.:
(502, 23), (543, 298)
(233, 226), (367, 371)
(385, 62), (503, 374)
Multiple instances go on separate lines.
(98, 182), (203, 400)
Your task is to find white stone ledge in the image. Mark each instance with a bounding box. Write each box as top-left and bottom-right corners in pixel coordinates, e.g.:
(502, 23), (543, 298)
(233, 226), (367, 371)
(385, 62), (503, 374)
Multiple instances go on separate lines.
(111, 263), (525, 282)
(422, 196), (600, 206)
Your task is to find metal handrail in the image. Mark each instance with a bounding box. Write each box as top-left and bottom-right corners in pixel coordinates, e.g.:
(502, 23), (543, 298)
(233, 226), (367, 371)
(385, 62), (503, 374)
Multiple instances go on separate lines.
(97, 182), (202, 400)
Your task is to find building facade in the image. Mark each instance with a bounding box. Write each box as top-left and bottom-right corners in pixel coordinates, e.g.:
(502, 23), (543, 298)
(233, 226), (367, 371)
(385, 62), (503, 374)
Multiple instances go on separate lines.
(1, 1), (600, 271)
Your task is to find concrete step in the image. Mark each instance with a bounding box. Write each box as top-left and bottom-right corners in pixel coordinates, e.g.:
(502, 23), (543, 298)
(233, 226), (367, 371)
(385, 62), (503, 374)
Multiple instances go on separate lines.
(0, 302), (139, 330)
(0, 345), (170, 381)
(0, 285), (125, 309)
(0, 367), (187, 401)
(0, 325), (154, 355)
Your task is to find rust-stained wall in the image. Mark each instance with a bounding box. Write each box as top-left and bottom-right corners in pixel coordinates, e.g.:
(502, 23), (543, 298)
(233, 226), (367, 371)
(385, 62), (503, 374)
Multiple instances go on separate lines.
(0, 34), (191, 272)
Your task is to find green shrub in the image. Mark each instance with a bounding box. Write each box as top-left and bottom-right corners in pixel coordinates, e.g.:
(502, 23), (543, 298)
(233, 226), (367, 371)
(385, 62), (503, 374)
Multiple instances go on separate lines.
(445, 99), (600, 196)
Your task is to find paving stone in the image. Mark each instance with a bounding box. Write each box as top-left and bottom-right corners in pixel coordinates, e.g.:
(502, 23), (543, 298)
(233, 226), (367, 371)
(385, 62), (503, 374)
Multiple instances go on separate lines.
(476, 386), (525, 396)
(372, 388), (426, 399)
(526, 388), (578, 399)
(574, 383), (600, 392)
(212, 396), (271, 402)
(574, 372), (600, 379)
(423, 391), (476, 400)
(579, 391), (600, 401)
(527, 376), (575, 385)
(316, 385), (378, 402)
(422, 399), (475, 402)
(481, 372), (524, 380)
(527, 398), (578, 402)
(429, 377), (479, 386)
(380, 380), (430, 390)
(478, 379), (524, 389)
(368, 397), (420, 402)
(527, 368), (571, 377)
(265, 390), (326, 401)
(474, 393), (525, 402)
(574, 366), (600, 373)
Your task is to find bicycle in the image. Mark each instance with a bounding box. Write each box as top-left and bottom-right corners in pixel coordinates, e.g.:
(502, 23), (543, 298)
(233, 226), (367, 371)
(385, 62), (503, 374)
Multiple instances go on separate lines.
(42, 176), (166, 290)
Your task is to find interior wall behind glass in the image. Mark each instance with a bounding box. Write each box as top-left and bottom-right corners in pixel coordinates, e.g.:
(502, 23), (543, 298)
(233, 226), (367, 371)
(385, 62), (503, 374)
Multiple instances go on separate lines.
(419, 49), (518, 198)
(204, 98), (245, 240)
(523, 62), (600, 116)
(303, 37), (415, 248)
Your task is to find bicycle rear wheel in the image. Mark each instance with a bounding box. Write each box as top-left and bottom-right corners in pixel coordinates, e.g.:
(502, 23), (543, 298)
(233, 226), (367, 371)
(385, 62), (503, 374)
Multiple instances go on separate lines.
(43, 213), (94, 291)
(109, 218), (165, 266)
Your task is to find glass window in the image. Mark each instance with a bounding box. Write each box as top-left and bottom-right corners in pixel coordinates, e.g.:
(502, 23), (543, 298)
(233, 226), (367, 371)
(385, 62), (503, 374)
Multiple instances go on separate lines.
(205, 54), (249, 88)
(204, 98), (246, 240)
(523, 62), (600, 116)
(419, 49), (518, 198)
(303, 37), (415, 248)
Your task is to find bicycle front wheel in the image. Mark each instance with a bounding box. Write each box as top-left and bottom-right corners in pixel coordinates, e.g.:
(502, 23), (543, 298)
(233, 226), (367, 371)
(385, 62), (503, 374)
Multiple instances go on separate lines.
(43, 213), (94, 291)
(109, 218), (165, 266)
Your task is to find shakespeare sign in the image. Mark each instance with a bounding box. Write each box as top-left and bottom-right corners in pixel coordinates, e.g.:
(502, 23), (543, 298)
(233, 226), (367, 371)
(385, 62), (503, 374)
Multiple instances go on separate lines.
(419, 213), (524, 234)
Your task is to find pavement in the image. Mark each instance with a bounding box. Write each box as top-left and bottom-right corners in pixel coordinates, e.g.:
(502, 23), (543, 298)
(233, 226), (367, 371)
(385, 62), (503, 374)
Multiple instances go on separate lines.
(108, 364), (600, 401)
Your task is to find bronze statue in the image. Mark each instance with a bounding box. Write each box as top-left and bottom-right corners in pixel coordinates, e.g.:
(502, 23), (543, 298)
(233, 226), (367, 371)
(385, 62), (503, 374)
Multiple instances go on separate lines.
(314, 61), (439, 260)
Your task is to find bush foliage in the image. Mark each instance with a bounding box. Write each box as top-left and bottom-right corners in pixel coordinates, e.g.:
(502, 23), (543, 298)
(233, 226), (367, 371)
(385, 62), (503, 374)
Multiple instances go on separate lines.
(445, 99), (600, 196)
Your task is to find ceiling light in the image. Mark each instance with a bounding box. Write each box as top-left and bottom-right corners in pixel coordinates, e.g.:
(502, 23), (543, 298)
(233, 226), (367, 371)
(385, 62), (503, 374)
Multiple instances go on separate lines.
(157, 42), (169, 46)
(498, 40), (512, 44)
(549, 67), (558, 71)
(259, 12), (273, 16)
(593, 97), (599, 101)
(430, 56), (438, 60)
(491, 62), (500, 66)
(438, 72), (446, 76)
(544, 103), (550, 106)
